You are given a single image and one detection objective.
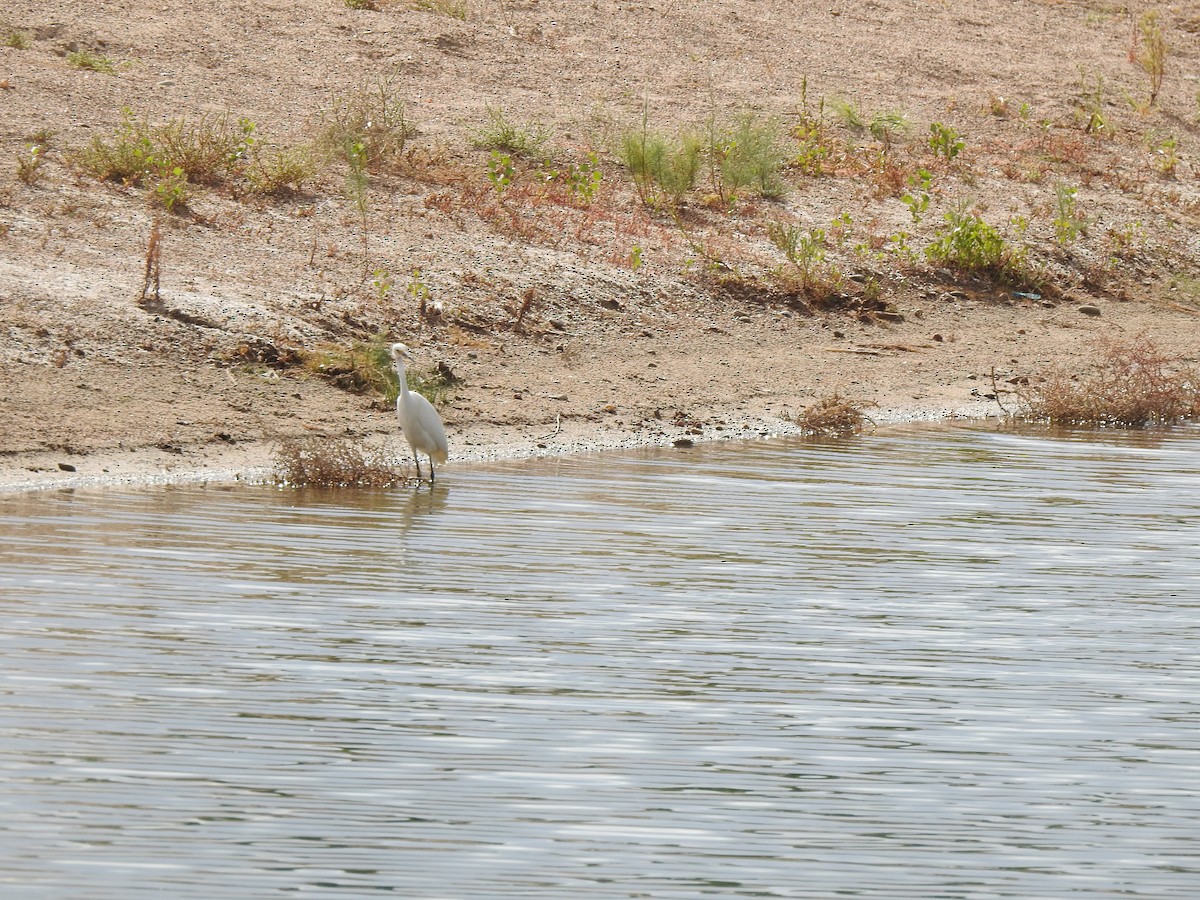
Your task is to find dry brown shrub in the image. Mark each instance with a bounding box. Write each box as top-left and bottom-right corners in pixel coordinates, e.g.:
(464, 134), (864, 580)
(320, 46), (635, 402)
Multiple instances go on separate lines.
(274, 436), (406, 487)
(797, 394), (869, 435)
(1017, 335), (1200, 427)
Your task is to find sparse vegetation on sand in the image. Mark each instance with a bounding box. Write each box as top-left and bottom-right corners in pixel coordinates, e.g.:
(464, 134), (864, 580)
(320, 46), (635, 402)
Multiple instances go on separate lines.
(1016, 337), (1200, 428)
(273, 436), (405, 487)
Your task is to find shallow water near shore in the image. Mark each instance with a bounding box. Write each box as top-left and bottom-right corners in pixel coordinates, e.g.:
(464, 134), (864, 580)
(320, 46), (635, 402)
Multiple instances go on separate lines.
(2, 424), (1199, 898)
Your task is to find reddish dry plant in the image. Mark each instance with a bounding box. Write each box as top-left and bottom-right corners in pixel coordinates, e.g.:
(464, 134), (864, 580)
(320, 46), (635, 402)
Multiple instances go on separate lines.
(274, 436), (406, 487)
(1018, 335), (1200, 427)
(797, 394), (869, 435)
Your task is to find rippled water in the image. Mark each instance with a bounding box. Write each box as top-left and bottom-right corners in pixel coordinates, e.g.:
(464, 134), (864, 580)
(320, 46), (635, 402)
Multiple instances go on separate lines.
(2, 426), (1199, 898)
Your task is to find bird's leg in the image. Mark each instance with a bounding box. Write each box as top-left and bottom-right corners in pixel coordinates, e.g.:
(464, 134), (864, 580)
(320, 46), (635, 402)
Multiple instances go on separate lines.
(429, 460), (436, 483)
(412, 449), (422, 482)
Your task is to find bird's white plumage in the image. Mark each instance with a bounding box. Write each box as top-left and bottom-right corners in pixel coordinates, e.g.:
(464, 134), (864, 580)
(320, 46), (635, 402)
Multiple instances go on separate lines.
(390, 342), (449, 481)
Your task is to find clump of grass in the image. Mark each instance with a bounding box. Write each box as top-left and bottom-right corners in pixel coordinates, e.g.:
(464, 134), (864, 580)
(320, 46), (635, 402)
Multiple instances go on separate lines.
(243, 144), (320, 196)
(344, 0), (378, 9)
(709, 111), (788, 202)
(66, 48), (116, 74)
(3, 29), (31, 49)
(320, 76), (415, 169)
(620, 108), (701, 207)
(301, 335), (456, 407)
(796, 394), (868, 435)
(470, 104), (552, 158)
(274, 436), (405, 487)
(303, 336), (398, 399)
(70, 108), (313, 204)
(70, 108), (253, 186)
(413, 0), (469, 17)
(1017, 336), (1200, 427)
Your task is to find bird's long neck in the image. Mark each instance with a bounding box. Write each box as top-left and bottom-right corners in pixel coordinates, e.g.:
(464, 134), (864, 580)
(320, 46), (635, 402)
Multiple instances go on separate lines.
(394, 359), (409, 397)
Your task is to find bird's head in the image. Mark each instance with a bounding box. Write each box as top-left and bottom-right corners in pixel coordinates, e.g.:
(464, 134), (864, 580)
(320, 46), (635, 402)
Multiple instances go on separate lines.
(390, 342), (413, 363)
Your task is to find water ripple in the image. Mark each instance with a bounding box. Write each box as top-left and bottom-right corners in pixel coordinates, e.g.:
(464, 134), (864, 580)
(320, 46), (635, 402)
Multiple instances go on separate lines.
(1, 426), (1199, 898)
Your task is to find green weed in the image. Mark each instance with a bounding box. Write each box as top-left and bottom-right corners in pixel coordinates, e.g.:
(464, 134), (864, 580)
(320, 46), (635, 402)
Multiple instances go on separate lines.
(487, 151), (514, 194)
(928, 122), (964, 161)
(151, 167), (189, 211)
(1053, 183), (1087, 246)
(900, 169), (933, 223)
(67, 49), (116, 74)
(1145, 131), (1178, 177)
(868, 111), (910, 147)
(768, 221), (835, 294)
(471, 105), (551, 158)
(244, 144), (319, 196)
(926, 201), (1025, 281)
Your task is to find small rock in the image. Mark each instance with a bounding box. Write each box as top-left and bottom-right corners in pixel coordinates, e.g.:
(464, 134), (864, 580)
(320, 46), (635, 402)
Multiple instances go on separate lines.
(57, 462), (76, 472)
(1078, 304), (1102, 317)
(672, 438), (695, 448)
(932, 333), (944, 342)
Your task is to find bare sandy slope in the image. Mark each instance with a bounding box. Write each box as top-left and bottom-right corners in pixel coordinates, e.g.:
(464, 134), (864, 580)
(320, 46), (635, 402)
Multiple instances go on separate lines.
(2, 0), (1199, 491)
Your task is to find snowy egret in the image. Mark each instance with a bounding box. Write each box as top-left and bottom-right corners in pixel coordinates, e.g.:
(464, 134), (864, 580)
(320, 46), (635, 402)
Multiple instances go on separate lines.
(390, 342), (449, 482)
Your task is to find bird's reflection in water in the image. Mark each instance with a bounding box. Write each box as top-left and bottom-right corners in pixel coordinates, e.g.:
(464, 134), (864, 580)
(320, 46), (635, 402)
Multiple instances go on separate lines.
(394, 481), (450, 541)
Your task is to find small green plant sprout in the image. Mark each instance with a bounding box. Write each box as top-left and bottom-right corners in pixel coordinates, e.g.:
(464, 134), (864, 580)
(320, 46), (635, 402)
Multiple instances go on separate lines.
(768, 221), (830, 293)
(371, 268), (394, 301)
(151, 166), (189, 212)
(1132, 10), (1167, 107)
(3, 29), (30, 49)
(630, 245), (644, 271)
(407, 267), (432, 317)
(1146, 131), (1178, 177)
(1053, 183), (1087, 246)
(829, 211), (853, 246)
(900, 168), (933, 223)
(1076, 70), (1112, 134)
(67, 48), (116, 74)
(563, 153), (603, 204)
(16, 143), (45, 185)
(487, 151), (514, 194)
(792, 77), (833, 176)
(928, 122), (964, 161)
(471, 105), (552, 158)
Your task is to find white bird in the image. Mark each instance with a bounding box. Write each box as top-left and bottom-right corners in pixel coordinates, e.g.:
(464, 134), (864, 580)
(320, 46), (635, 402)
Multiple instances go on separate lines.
(390, 342), (449, 482)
